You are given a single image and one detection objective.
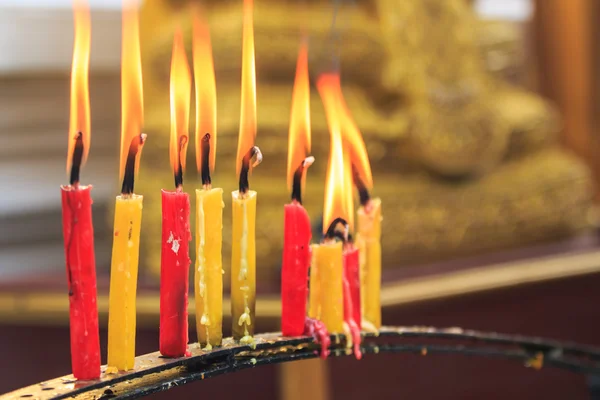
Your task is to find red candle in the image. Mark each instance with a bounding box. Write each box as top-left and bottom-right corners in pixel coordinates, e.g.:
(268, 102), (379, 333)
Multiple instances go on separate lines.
(343, 245), (362, 359)
(160, 26), (192, 358)
(160, 189), (191, 357)
(281, 163), (313, 336)
(343, 245), (361, 329)
(61, 180), (101, 379)
(61, 0), (100, 380)
(282, 43), (314, 337)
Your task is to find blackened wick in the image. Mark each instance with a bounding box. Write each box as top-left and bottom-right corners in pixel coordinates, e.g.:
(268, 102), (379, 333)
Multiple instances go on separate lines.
(69, 132), (84, 187)
(121, 133), (147, 195)
(239, 146), (263, 195)
(200, 133), (212, 187)
(291, 156), (315, 204)
(174, 135), (188, 189)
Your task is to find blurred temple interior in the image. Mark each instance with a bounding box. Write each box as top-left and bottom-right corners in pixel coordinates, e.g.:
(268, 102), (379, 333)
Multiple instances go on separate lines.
(1, 0), (600, 398)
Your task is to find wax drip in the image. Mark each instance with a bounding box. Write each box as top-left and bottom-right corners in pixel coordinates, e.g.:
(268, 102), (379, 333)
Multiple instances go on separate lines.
(238, 146), (262, 196)
(200, 133), (212, 189)
(69, 132), (84, 187)
(291, 156), (315, 204)
(174, 135), (188, 190)
(121, 133), (147, 196)
(304, 317), (331, 359)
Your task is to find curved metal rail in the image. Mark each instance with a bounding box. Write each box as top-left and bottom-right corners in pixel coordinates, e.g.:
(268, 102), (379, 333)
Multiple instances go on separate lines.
(4, 326), (600, 399)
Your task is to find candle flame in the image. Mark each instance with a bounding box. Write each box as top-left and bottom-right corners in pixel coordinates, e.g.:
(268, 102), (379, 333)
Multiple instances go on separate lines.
(318, 73), (354, 233)
(66, 0), (91, 178)
(169, 26), (192, 182)
(193, 5), (217, 174)
(236, 0), (257, 178)
(120, 0), (144, 182)
(287, 42), (311, 192)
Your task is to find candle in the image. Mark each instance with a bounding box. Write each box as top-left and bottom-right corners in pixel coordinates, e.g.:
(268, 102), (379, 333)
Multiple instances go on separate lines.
(232, 0), (261, 345)
(281, 43), (313, 338)
(334, 76), (382, 333)
(316, 73), (362, 358)
(61, 0), (100, 380)
(192, 6), (223, 351)
(160, 26), (192, 358)
(106, 0), (145, 373)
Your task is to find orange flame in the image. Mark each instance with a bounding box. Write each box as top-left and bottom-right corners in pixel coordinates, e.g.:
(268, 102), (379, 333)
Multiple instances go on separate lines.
(66, 0), (91, 177)
(192, 5), (217, 174)
(120, 0), (144, 182)
(236, 0), (257, 178)
(169, 27), (192, 179)
(287, 42), (311, 192)
(318, 73), (354, 233)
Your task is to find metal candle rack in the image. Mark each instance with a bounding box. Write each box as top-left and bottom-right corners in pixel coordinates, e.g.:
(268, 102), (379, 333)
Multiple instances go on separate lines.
(4, 326), (600, 399)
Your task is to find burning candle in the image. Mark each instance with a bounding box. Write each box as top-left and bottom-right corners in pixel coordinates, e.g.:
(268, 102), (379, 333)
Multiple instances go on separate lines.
(334, 75), (382, 333)
(232, 0), (262, 345)
(281, 43), (313, 338)
(61, 0), (101, 380)
(315, 73), (362, 358)
(192, 6), (223, 351)
(160, 26), (192, 358)
(106, 0), (146, 373)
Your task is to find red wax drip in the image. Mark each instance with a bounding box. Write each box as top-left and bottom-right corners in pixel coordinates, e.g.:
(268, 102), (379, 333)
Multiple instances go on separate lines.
(281, 201), (312, 336)
(160, 189), (191, 357)
(304, 317), (331, 359)
(343, 246), (362, 359)
(60, 186), (101, 380)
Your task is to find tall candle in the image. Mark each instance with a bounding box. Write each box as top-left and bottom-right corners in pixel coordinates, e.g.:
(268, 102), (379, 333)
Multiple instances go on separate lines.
(281, 43), (313, 338)
(232, 0), (260, 345)
(61, 0), (100, 380)
(160, 26), (192, 358)
(107, 0), (145, 372)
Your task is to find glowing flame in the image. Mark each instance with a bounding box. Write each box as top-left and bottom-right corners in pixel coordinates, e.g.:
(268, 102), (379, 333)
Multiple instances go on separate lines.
(236, 0), (257, 178)
(192, 5), (217, 174)
(120, 0), (144, 181)
(318, 73), (354, 233)
(169, 27), (192, 178)
(67, 0), (91, 177)
(287, 43), (311, 192)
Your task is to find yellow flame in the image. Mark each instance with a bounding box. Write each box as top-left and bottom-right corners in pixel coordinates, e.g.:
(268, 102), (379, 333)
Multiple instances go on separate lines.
(169, 26), (192, 177)
(287, 42), (311, 192)
(236, 0), (257, 177)
(318, 73), (354, 233)
(192, 4), (217, 173)
(67, 0), (91, 177)
(120, 0), (144, 181)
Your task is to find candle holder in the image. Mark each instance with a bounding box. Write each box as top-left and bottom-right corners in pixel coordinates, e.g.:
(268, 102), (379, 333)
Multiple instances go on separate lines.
(4, 326), (600, 399)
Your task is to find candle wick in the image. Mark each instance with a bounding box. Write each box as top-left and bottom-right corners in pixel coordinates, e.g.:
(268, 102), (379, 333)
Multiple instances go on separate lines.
(200, 133), (212, 187)
(291, 156), (315, 204)
(352, 165), (371, 207)
(239, 146), (262, 195)
(121, 133), (147, 196)
(174, 135), (188, 189)
(69, 131), (84, 187)
(324, 217), (350, 243)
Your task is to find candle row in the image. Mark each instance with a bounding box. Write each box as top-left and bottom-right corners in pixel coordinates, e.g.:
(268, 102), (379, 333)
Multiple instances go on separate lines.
(60, 0), (381, 381)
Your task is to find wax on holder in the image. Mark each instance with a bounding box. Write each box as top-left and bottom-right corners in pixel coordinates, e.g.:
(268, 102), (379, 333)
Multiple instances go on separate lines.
(357, 198), (382, 329)
(311, 241), (344, 334)
(281, 201), (312, 337)
(195, 188), (224, 349)
(231, 190), (257, 342)
(61, 185), (101, 380)
(107, 195), (143, 371)
(160, 189), (191, 357)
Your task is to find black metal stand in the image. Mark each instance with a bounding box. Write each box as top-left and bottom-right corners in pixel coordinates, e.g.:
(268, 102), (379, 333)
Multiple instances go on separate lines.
(4, 326), (600, 400)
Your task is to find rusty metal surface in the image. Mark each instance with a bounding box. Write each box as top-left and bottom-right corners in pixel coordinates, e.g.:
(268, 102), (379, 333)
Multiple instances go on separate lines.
(4, 326), (600, 399)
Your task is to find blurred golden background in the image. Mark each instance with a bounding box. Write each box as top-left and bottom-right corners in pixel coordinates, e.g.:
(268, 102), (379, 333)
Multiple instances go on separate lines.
(0, 0), (600, 399)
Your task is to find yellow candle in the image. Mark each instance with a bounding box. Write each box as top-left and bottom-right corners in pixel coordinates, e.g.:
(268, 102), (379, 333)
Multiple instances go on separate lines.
(231, 190), (256, 344)
(195, 188), (224, 349)
(357, 198), (382, 330)
(311, 241), (344, 334)
(107, 195), (143, 372)
(308, 244), (321, 319)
